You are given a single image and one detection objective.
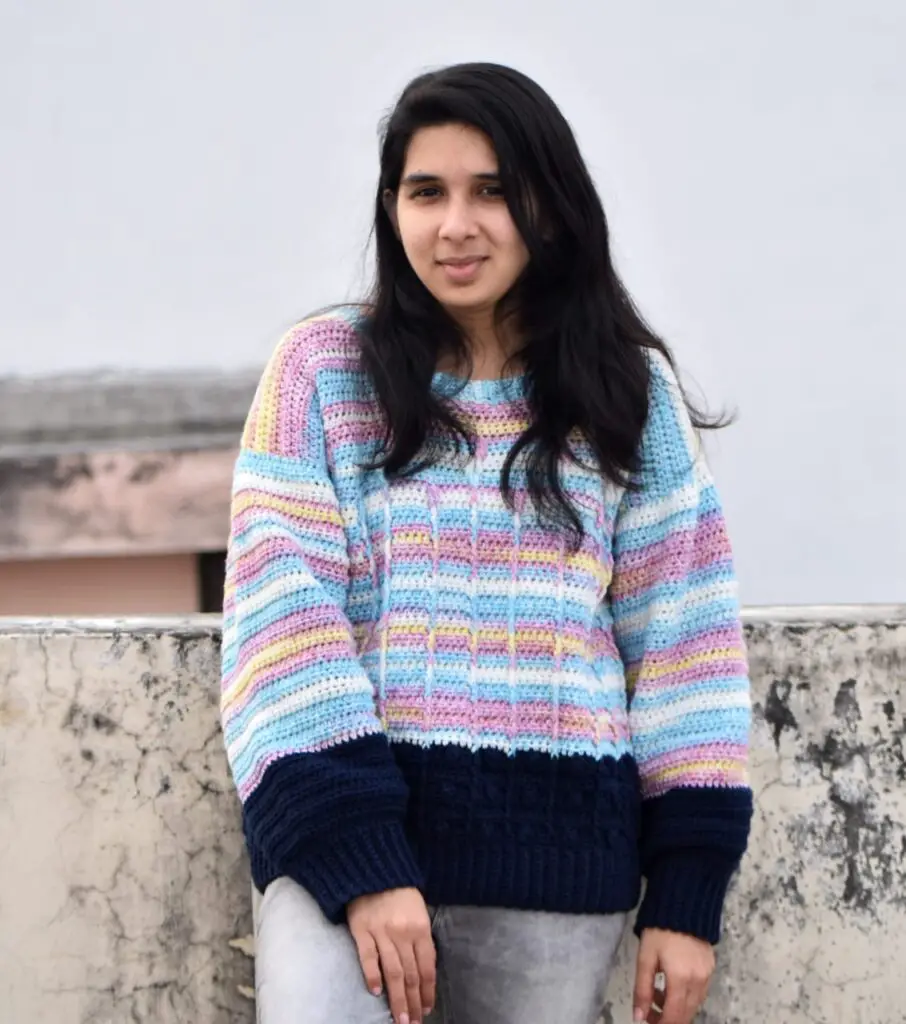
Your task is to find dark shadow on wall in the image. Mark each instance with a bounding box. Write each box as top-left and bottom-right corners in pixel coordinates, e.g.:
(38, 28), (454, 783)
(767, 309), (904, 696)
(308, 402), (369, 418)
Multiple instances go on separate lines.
(198, 551), (227, 613)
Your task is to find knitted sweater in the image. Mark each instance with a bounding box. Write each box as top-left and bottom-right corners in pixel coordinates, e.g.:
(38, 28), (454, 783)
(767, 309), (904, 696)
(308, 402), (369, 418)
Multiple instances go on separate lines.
(221, 308), (752, 943)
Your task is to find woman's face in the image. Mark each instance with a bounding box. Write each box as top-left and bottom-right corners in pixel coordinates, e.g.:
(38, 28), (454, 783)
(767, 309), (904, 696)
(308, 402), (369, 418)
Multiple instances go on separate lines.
(392, 123), (530, 329)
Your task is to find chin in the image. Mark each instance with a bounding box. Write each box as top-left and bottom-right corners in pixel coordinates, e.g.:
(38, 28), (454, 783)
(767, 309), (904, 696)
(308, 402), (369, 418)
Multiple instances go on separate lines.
(435, 287), (499, 312)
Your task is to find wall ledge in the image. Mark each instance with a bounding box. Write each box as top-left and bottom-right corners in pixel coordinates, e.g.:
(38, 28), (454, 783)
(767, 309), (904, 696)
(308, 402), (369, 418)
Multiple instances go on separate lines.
(1, 604), (904, 637)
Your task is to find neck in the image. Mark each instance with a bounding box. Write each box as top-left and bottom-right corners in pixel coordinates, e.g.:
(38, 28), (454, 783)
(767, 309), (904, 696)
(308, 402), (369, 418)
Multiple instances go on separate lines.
(442, 306), (522, 380)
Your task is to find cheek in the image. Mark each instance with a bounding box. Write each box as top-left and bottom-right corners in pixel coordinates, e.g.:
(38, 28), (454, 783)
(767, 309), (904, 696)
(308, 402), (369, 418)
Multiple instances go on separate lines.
(494, 217), (530, 273)
(397, 212), (434, 265)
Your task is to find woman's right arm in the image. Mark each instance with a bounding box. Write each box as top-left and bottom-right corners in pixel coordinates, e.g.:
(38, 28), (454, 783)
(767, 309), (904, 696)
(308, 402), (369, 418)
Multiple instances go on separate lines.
(220, 319), (423, 909)
(221, 320), (435, 1024)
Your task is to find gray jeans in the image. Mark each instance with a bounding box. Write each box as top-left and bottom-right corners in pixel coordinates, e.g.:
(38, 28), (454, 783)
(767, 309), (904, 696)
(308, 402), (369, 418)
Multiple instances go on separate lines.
(253, 877), (627, 1024)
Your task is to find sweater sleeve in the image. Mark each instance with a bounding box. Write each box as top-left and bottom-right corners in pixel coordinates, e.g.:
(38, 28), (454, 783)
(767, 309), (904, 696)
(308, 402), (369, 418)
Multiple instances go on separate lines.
(220, 322), (422, 922)
(609, 351), (753, 944)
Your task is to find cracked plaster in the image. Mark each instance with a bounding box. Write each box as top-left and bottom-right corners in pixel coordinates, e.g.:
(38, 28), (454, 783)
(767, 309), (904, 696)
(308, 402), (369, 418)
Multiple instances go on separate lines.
(1, 609), (903, 1023)
(0, 620), (251, 1023)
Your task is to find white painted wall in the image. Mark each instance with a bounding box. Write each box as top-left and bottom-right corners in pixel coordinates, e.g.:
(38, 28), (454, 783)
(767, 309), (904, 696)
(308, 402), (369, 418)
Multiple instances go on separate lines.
(2, 2), (904, 605)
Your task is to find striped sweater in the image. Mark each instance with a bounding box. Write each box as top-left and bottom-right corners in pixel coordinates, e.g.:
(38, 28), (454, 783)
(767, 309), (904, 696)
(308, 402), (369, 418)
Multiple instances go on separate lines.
(221, 308), (752, 943)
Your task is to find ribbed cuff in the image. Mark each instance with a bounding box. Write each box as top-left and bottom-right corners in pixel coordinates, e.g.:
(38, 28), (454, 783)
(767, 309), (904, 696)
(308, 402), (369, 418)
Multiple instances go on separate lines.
(634, 851), (738, 944)
(284, 820), (424, 924)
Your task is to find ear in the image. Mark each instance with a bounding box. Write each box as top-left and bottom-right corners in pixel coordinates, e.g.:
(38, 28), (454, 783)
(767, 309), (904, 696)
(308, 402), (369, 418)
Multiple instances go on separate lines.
(382, 189), (401, 239)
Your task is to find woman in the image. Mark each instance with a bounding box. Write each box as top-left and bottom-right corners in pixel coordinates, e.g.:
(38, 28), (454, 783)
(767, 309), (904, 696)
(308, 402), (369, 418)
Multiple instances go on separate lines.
(221, 62), (752, 1024)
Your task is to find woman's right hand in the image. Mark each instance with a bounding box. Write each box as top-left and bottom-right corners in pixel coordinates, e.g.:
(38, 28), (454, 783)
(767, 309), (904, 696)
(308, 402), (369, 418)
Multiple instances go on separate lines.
(347, 887), (436, 1024)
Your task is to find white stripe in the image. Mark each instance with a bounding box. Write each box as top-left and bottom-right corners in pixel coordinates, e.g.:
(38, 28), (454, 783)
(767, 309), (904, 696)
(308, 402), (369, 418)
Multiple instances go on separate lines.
(385, 572), (601, 605)
(631, 689), (751, 731)
(233, 469), (336, 505)
(371, 664), (625, 691)
(614, 580), (739, 641)
(226, 675), (375, 762)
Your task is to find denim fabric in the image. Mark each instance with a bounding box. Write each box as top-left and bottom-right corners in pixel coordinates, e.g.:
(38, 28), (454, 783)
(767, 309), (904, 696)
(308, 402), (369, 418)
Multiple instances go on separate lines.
(253, 877), (626, 1024)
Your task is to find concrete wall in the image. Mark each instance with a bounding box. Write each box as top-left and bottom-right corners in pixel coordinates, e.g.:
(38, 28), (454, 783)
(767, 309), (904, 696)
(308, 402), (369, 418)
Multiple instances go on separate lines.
(2, 3), (905, 606)
(0, 608), (903, 1023)
(0, 618), (253, 1023)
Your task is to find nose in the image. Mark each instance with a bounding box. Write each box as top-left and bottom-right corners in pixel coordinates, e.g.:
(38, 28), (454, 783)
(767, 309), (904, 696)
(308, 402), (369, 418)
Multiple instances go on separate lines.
(438, 195), (478, 242)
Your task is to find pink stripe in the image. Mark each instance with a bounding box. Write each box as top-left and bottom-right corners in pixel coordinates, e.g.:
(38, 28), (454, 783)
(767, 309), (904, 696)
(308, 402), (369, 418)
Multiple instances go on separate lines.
(231, 536), (346, 589)
(612, 517), (733, 600)
(639, 742), (748, 778)
(232, 493), (340, 528)
(637, 657), (749, 690)
(384, 694), (631, 742)
(225, 613), (355, 689)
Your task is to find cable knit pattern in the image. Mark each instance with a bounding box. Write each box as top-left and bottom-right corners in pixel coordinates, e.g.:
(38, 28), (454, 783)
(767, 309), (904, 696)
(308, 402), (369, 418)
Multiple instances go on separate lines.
(221, 307), (752, 943)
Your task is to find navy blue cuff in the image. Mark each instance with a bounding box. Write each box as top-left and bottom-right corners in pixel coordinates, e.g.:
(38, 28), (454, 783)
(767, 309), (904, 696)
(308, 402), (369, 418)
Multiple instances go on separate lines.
(243, 736), (421, 922)
(634, 850), (739, 944)
(284, 820), (424, 924)
(634, 785), (753, 943)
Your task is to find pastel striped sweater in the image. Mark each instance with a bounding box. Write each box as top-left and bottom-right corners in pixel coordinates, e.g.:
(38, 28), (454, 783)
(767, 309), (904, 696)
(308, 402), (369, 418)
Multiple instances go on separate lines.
(221, 308), (752, 943)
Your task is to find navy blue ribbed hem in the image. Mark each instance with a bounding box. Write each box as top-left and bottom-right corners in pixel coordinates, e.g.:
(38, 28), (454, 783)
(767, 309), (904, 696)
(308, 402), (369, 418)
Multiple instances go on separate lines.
(419, 835), (642, 915)
(243, 740), (750, 936)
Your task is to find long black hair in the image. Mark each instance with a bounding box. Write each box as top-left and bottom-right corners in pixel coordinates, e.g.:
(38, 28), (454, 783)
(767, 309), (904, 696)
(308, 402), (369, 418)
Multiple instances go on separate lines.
(359, 62), (723, 546)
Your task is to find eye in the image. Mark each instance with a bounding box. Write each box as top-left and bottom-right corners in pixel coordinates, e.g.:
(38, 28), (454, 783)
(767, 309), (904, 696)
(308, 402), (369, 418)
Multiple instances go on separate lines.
(480, 183), (505, 198)
(411, 186), (442, 200)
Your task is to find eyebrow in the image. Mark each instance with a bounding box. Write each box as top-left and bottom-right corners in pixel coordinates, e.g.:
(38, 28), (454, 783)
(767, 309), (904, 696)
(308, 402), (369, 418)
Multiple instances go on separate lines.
(400, 171), (500, 186)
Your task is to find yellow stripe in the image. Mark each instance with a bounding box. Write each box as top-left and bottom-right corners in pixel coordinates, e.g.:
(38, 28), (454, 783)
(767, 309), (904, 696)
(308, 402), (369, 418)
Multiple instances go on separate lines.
(383, 622), (591, 658)
(651, 760), (747, 784)
(636, 647), (743, 682)
(232, 491), (344, 528)
(224, 628), (352, 706)
(249, 348), (284, 452)
(467, 417), (531, 437)
(392, 529), (434, 545)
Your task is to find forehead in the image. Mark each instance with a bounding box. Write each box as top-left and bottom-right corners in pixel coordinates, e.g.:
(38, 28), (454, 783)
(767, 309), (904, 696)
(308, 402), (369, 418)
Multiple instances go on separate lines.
(402, 123), (498, 176)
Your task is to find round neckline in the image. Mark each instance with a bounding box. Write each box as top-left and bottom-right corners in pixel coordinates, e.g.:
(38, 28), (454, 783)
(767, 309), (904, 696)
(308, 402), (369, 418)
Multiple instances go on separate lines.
(432, 370), (528, 402)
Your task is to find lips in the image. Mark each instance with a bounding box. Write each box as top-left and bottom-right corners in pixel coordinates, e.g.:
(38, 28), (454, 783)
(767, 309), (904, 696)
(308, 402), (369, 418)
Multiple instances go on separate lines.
(437, 257), (487, 284)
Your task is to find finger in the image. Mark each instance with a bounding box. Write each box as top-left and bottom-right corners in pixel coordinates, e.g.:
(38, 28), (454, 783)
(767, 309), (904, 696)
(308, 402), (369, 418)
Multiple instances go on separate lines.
(659, 977), (690, 1024)
(352, 929), (383, 997)
(397, 939), (424, 1024)
(646, 973), (666, 1023)
(687, 977), (708, 1020)
(376, 937), (408, 1024)
(414, 931), (437, 1016)
(633, 942), (659, 1022)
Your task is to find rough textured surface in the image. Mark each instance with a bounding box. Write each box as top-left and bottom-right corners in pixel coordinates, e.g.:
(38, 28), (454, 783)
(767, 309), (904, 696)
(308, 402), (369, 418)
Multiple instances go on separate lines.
(0, 370), (250, 561)
(603, 607), (906, 1024)
(0, 608), (903, 1023)
(0, 370), (255, 450)
(0, 447), (235, 559)
(0, 618), (253, 1024)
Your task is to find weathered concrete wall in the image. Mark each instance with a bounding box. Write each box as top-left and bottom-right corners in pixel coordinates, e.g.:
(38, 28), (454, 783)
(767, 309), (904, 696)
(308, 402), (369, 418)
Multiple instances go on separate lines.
(0, 447), (236, 560)
(0, 608), (903, 1023)
(0, 371), (249, 561)
(605, 607), (906, 1024)
(0, 618), (253, 1024)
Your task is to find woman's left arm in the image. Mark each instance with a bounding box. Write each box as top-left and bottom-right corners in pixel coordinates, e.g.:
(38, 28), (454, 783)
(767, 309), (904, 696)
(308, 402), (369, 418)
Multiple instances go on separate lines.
(610, 351), (753, 1023)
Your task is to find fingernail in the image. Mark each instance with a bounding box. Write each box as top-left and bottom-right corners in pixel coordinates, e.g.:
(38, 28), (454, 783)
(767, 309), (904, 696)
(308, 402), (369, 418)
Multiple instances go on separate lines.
(400, 1015), (410, 1024)
(371, 987), (382, 997)
(633, 1009), (645, 1022)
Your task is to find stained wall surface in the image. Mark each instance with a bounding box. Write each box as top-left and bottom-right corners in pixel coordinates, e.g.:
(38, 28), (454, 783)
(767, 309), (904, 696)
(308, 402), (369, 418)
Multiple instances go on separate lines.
(0, 609), (902, 1022)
